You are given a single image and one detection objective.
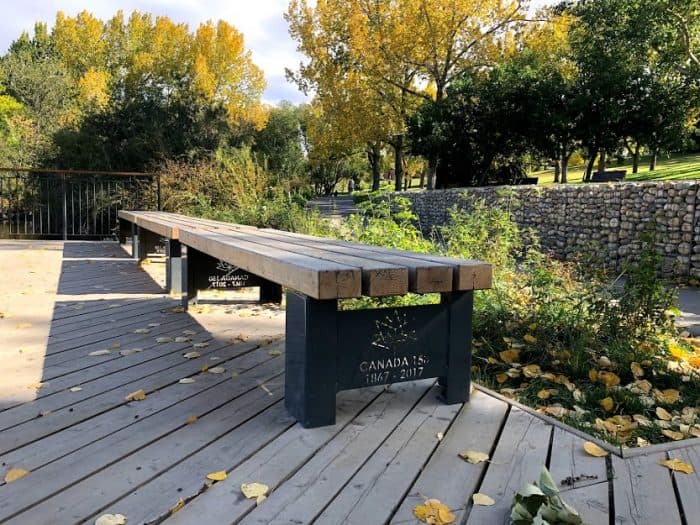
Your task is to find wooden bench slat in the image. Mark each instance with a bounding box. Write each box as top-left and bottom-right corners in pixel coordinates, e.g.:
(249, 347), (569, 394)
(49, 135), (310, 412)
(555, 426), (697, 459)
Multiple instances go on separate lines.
(178, 228), (361, 300)
(151, 214), (409, 297)
(118, 210), (179, 239)
(153, 213), (455, 294)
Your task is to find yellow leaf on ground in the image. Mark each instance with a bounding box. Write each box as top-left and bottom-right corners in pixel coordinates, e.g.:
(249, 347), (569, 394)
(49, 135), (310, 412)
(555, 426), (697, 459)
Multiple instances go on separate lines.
(656, 407), (673, 421)
(179, 378), (195, 384)
(630, 362), (644, 378)
(528, 323), (537, 331)
(148, 323), (161, 328)
(459, 450), (489, 464)
(170, 498), (185, 514)
(655, 389), (680, 404)
(206, 471), (227, 481)
(208, 366), (226, 374)
(125, 389), (146, 401)
(193, 342), (209, 349)
(588, 369), (598, 381)
(241, 482), (269, 499)
(268, 349), (282, 356)
(110, 342), (121, 349)
(523, 334), (537, 344)
(472, 493), (495, 506)
(537, 389), (555, 400)
(522, 364), (541, 378)
(4, 468), (29, 483)
(496, 374), (508, 384)
(183, 351), (201, 359)
(499, 349), (519, 364)
(583, 441), (609, 457)
(133, 328), (151, 334)
(89, 350), (111, 356)
(174, 337), (190, 343)
(662, 429), (684, 441)
(599, 397), (614, 412)
(436, 432), (444, 441)
(94, 514), (127, 525)
(182, 329), (196, 335)
(598, 371), (621, 388)
(69, 386), (82, 392)
(256, 494), (267, 505)
(413, 498), (455, 524)
(185, 415), (197, 425)
(660, 458), (694, 474)
(156, 337), (173, 343)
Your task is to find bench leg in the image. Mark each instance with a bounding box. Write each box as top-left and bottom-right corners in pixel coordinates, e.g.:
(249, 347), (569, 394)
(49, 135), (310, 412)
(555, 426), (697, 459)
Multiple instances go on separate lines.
(285, 291), (338, 428)
(136, 227), (160, 263)
(441, 291), (473, 403)
(131, 223), (139, 259)
(181, 245), (199, 309)
(118, 220), (130, 245)
(259, 280), (283, 304)
(165, 239), (183, 295)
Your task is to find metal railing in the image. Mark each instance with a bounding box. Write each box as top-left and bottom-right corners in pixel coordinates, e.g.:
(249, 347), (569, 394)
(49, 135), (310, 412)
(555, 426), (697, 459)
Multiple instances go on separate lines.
(0, 168), (161, 240)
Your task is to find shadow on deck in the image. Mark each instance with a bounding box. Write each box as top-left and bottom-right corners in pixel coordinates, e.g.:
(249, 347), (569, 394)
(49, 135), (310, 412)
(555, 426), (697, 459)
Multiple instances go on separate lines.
(0, 241), (696, 525)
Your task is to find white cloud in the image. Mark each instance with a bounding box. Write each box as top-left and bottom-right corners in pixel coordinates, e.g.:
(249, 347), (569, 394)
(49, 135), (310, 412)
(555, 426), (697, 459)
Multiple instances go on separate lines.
(0, 0), (308, 104)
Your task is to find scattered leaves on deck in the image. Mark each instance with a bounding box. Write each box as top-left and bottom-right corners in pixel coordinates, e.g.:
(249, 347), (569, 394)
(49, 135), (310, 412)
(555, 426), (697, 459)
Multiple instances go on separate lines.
(94, 513), (127, 525)
(241, 482), (269, 505)
(206, 471), (227, 481)
(4, 468), (29, 483)
(583, 441), (609, 457)
(472, 493), (495, 506)
(660, 458), (694, 474)
(413, 498), (456, 524)
(125, 389), (146, 401)
(459, 450), (489, 464)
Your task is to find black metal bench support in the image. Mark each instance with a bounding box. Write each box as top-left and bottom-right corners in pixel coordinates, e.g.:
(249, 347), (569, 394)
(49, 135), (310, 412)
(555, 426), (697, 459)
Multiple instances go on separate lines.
(285, 290), (473, 428)
(118, 219), (130, 245)
(134, 226), (160, 262)
(165, 239), (183, 295)
(180, 246), (283, 309)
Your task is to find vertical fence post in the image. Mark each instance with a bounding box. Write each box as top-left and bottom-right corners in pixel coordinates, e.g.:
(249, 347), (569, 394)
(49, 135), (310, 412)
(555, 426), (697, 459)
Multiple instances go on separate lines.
(157, 174), (162, 211)
(61, 173), (68, 241)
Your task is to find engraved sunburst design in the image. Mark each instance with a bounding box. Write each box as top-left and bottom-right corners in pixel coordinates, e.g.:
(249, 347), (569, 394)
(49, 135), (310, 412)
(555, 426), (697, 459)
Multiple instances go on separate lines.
(371, 310), (417, 352)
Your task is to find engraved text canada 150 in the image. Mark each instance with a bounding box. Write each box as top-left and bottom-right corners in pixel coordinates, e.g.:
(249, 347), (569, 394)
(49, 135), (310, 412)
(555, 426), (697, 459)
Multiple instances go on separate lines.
(359, 354), (430, 385)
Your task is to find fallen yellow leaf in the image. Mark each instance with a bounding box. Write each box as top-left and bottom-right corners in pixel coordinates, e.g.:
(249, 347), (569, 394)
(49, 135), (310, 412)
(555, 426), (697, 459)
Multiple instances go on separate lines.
(183, 351), (201, 359)
(413, 498), (455, 524)
(268, 349), (282, 357)
(193, 342), (209, 349)
(241, 482), (269, 499)
(537, 389), (555, 400)
(208, 366), (226, 374)
(170, 498), (185, 514)
(156, 337), (173, 343)
(4, 468), (29, 483)
(206, 471), (227, 481)
(472, 493), (495, 506)
(583, 441), (609, 457)
(459, 450), (489, 464)
(630, 362), (644, 378)
(523, 334), (537, 344)
(662, 429), (684, 441)
(88, 349), (111, 356)
(94, 514), (127, 525)
(599, 397), (614, 412)
(655, 389), (680, 404)
(656, 407), (673, 421)
(499, 349), (519, 364)
(133, 328), (151, 334)
(660, 458), (694, 474)
(185, 415), (198, 425)
(522, 364), (541, 378)
(125, 389), (146, 402)
(598, 371), (621, 388)
(496, 373), (508, 384)
(179, 378), (195, 384)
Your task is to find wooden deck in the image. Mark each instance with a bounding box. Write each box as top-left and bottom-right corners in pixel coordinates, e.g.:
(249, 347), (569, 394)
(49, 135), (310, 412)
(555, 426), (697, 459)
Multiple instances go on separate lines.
(0, 240), (696, 525)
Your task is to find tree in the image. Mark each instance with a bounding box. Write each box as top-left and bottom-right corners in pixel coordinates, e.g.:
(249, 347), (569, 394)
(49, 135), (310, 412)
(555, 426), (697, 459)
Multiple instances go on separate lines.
(254, 102), (307, 179)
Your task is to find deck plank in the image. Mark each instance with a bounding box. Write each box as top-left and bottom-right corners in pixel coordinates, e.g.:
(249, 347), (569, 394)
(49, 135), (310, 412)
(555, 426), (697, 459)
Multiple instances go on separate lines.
(465, 408), (553, 525)
(548, 426), (609, 492)
(612, 452), (682, 524)
(390, 390), (509, 524)
(666, 445), (700, 522)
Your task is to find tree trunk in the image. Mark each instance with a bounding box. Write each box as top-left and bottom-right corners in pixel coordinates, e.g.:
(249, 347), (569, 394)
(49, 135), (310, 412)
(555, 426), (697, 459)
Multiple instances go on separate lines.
(585, 154), (596, 181)
(561, 152), (569, 184)
(597, 149), (606, 173)
(650, 149), (658, 171)
(426, 154), (438, 190)
(633, 143), (640, 174)
(419, 170), (425, 188)
(367, 142), (382, 191)
(393, 134), (404, 192)
(553, 158), (561, 183)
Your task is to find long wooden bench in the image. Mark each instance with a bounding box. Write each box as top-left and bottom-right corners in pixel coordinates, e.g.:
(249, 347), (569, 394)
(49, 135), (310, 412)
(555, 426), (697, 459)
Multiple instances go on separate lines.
(118, 210), (492, 427)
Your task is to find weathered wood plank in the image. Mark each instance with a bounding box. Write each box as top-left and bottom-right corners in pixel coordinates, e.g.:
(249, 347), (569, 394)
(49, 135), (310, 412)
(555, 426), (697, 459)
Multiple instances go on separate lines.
(0, 376), (292, 525)
(548, 426), (609, 492)
(612, 452), (682, 524)
(315, 385), (461, 525)
(0, 342), (274, 486)
(665, 446), (700, 522)
(465, 408), (553, 525)
(0, 359), (286, 523)
(119, 210), (180, 239)
(390, 390), (509, 524)
(237, 380), (435, 524)
(162, 388), (383, 525)
(179, 229), (362, 299)
(560, 482), (610, 525)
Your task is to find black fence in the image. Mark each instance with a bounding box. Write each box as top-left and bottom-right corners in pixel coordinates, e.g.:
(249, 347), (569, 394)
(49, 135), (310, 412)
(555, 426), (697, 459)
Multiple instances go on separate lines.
(0, 168), (160, 240)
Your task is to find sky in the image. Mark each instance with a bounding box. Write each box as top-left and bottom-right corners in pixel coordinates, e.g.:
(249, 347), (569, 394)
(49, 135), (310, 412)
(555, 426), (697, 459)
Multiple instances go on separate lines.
(0, 0), (556, 106)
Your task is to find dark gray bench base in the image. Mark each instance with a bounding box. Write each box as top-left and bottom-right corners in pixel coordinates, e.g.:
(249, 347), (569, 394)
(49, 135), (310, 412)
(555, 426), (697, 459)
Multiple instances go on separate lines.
(284, 290), (473, 428)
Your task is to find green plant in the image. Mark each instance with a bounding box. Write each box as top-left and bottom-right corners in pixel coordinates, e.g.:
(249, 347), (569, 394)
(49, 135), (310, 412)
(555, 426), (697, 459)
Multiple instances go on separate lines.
(511, 466), (583, 525)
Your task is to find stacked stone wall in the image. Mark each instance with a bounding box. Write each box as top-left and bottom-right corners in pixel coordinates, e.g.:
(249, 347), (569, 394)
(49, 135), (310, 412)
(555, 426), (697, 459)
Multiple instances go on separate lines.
(396, 181), (700, 279)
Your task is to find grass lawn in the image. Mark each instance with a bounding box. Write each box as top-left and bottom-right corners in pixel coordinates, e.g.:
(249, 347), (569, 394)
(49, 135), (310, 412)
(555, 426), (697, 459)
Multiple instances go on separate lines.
(531, 152), (700, 185)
